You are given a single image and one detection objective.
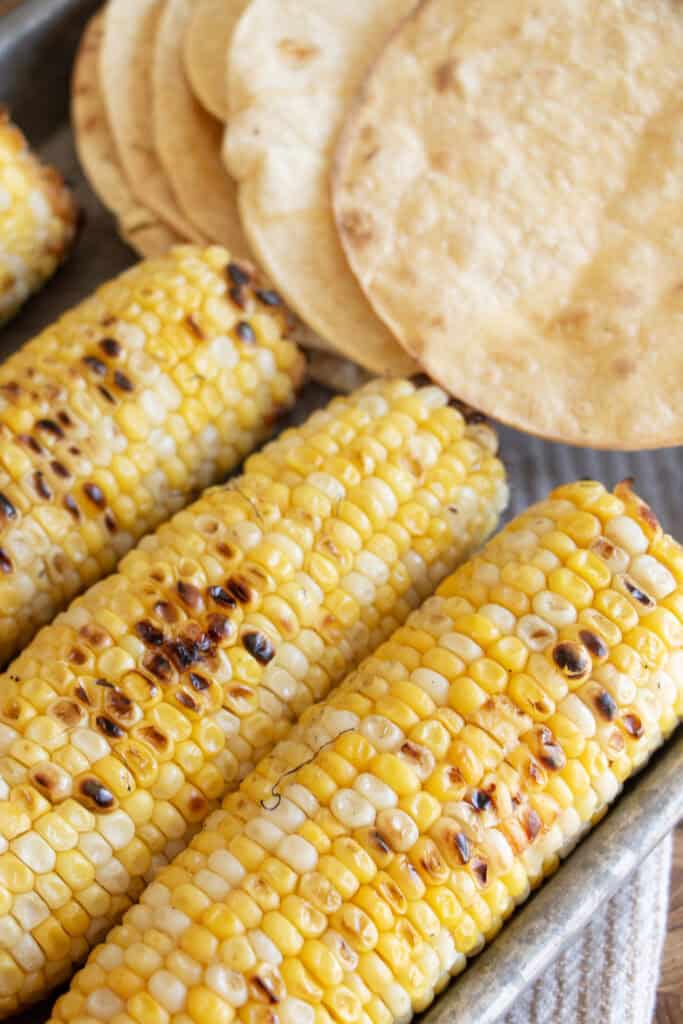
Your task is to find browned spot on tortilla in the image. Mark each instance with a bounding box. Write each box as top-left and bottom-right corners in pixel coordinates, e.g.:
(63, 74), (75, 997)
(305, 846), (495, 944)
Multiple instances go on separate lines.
(278, 38), (320, 62)
(433, 59), (459, 92)
(338, 209), (374, 247)
(612, 357), (635, 378)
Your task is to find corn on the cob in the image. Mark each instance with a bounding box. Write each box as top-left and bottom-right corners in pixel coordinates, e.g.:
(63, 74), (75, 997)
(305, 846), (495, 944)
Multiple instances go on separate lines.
(53, 479), (683, 1024)
(0, 110), (78, 323)
(0, 244), (305, 666)
(0, 380), (506, 1014)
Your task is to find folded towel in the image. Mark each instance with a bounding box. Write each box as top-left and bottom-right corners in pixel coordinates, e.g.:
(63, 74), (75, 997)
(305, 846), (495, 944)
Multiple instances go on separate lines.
(503, 835), (673, 1024)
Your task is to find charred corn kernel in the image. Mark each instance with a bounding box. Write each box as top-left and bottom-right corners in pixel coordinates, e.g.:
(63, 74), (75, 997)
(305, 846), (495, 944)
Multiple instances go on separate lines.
(0, 112), (77, 325)
(0, 246), (306, 666)
(0, 382), (507, 1013)
(54, 480), (683, 1024)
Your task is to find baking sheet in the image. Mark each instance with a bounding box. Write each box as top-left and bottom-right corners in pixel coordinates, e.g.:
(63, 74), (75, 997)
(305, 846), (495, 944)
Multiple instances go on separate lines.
(0, 1), (682, 1022)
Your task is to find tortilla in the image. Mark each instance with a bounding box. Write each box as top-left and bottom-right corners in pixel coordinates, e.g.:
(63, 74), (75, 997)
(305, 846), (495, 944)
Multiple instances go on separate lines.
(153, 0), (249, 254)
(72, 13), (182, 258)
(334, 0), (683, 449)
(100, 0), (204, 243)
(224, 0), (417, 376)
(183, 0), (244, 121)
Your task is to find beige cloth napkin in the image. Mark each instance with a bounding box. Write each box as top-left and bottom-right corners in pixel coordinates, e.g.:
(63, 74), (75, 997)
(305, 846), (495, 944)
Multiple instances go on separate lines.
(502, 835), (673, 1024)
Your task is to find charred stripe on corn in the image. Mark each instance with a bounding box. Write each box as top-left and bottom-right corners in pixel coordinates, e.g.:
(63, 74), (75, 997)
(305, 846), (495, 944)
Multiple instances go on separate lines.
(0, 110), (77, 323)
(0, 380), (507, 1013)
(53, 480), (683, 1024)
(0, 244), (304, 664)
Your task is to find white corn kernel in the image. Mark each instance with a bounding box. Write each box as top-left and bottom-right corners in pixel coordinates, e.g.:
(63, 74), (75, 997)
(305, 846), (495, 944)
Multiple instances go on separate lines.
(516, 614), (557, 651)
(360, 715), (404, 751)
(354, 773), (398, 810)
(205, 964), (247, 1005)
(629, 555), (675, 599)
(605, 517), (648, 556)
(277, 834), (318, 872)
(331, 789), (376, 829)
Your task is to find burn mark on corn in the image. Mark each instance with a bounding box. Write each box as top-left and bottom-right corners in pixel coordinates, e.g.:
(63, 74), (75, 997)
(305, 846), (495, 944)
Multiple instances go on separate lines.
(594, 689), (618, 721)
(188, 672), (209, 692)
(0, 548), (12, 574)
(235, 321), (256, 343)
(0, 493), (16, 522)
(113, 371), (133, 393)
(99, 338), (121, 358)
(622, 576), (655, 609)
(104, 689), (135, 723)
(98, 385), (116, 404)
(243, 631), (275, 664)
(185, 314), (205, 339)
(471, 858), (488, 886)
(552, 641), (591, 679)
(470, 789), (493, 812)
(104, 511), (117, 533)
(30, 764), (65, 801)
(226, 575), (253, 605)
(19, 434), (43, 455)
(51, 460), (70, 479)
(228, 262), (251, 286)
(208, 614), (234, 644)
(33, 471), (51, 500)
(175, 689), (199, 713)
(454, 831), (470, 864)
(64, 495), (81, 521)
(154, 601), (179, 624)
(137, 725), (169, 753)
(177, 581), (203, 610)
(367, 829), (391, 856)
(523, 807), (542, 842)
(83, 355), (107, 377)
(83, 483), (106, 509)
(68, 647), (87, 666)
(36, 418), (64, 439)
(208, 585), (237, 608)
(535, 727), (566, 771)
(78, 776), (116, 812)
(144, 652), (174, 683)
(58, 412), (74, 429)
(136, 620), (166, 647)
(579, 629), (608, 659)
(166, 634), (210, 671)
(250, 971), (283, 1005)
(256, 288), (282, 307)
(49, 699), (84, 728)
(229, 284), (248, 309)
(621, 712), (643, 739)
(96, 715), (124, 739)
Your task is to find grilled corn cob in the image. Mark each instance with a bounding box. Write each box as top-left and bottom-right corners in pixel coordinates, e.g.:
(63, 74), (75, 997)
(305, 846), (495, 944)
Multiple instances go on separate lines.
(0, 110), (78, 323)
(54, 479), (683, 1024)
(0, 380), (506, 1013)
(0, 244), (305, 665)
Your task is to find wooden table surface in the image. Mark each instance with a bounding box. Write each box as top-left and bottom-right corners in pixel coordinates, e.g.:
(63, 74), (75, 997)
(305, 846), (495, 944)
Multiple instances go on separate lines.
(655, 822), (683, 1023)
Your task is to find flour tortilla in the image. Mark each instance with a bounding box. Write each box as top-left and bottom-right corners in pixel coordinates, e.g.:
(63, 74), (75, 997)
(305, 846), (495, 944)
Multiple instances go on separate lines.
(154, 0), (249, 253)
(224, 0), (417, 376)
(183, 0), (244, 121)
(334, 0), (683, 448)
(100, 0), (203, 243)
(72, 13), (182, 258)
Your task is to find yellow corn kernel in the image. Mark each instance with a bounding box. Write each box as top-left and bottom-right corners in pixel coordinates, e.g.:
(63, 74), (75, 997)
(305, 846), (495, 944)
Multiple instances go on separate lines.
(187, 987), (234, 1024)
(369, 753), (419, 796)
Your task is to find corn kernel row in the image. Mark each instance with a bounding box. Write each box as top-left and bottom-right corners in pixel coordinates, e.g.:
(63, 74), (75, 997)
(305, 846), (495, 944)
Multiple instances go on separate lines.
(54, 480), (683, 1024)
(0, 110), (78, 325)
(0, 244), (305, 665)
(0, 380), (507, 1014)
